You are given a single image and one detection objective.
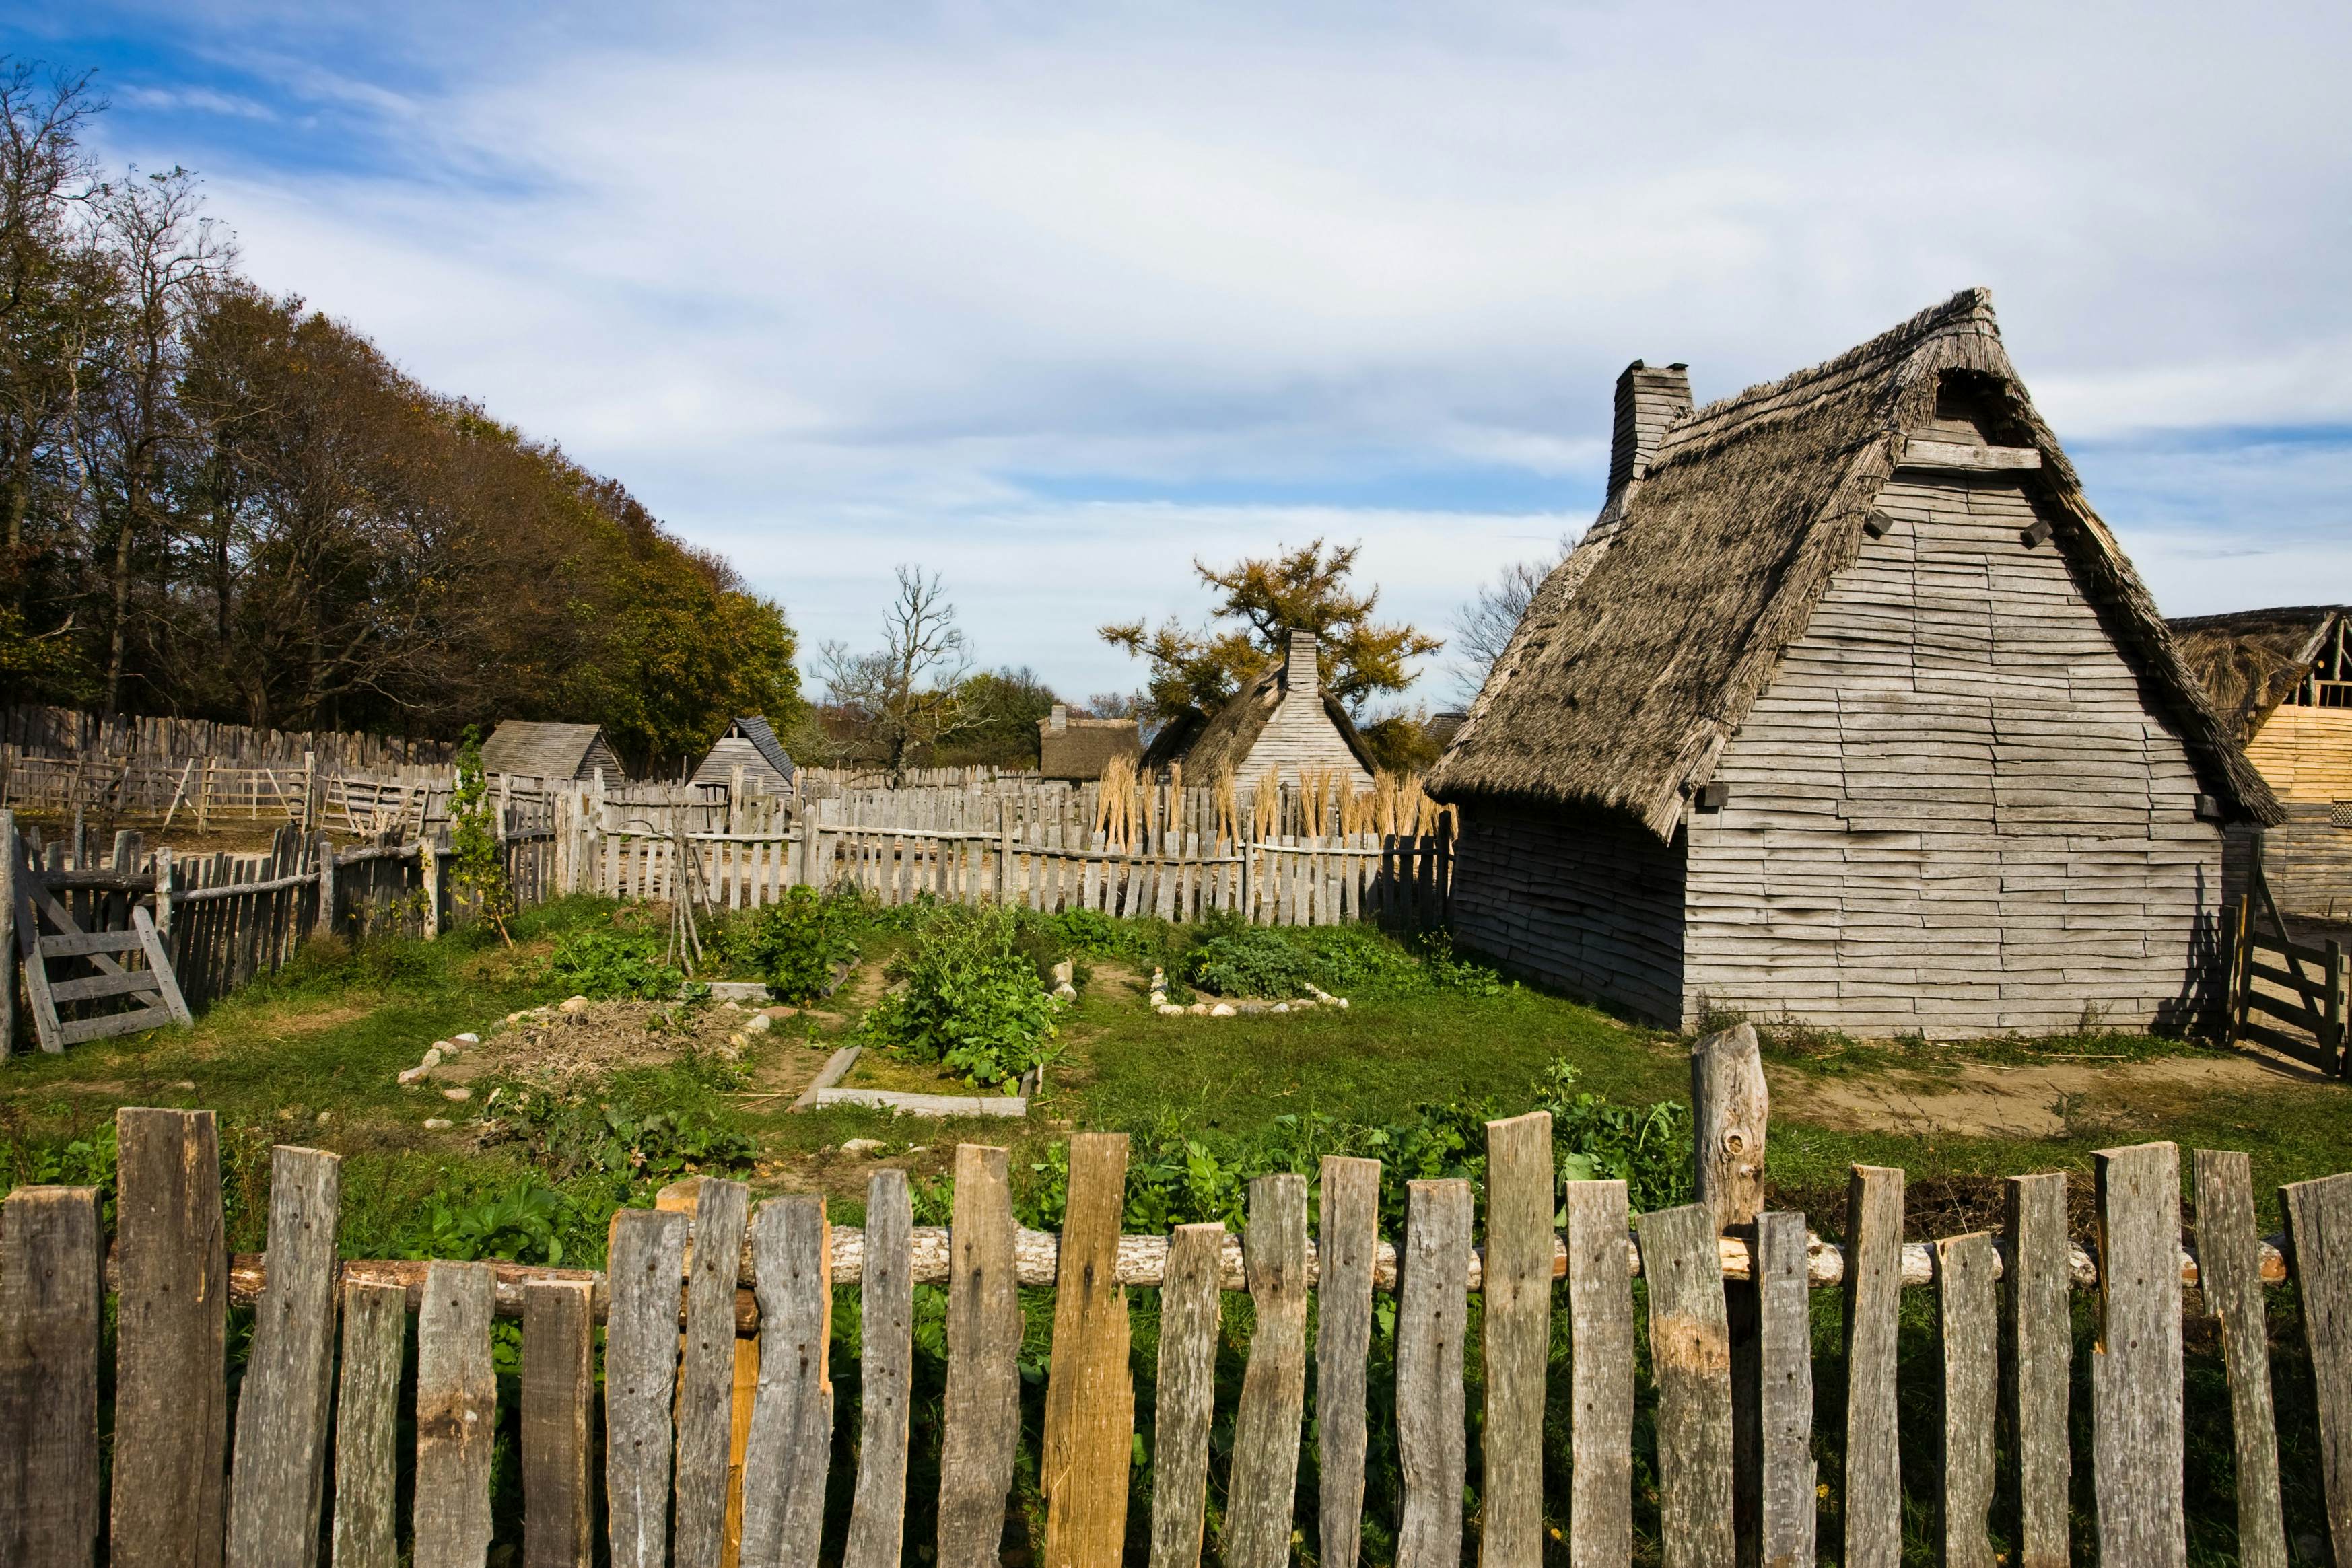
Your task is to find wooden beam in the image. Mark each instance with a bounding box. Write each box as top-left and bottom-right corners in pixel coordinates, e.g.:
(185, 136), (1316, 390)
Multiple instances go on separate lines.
(1897, 437), (2043, 472)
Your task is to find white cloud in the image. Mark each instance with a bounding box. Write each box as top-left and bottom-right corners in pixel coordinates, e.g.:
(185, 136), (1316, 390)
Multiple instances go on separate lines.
(76, 0), (2352, 692)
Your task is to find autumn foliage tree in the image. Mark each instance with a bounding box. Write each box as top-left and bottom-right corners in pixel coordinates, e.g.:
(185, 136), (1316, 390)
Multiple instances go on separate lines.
(1100, 538), (1441, 721)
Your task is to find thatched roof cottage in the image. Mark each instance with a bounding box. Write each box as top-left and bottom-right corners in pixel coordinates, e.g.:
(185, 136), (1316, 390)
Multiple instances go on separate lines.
(1037, 705), (1143, 781)
(1428, 288), (2280, 1037)
(2171, 606), (2351, 914)
(691, 715), (797, 791)
(478, 720), (627, 783)
(1142, 631), (1377, 788)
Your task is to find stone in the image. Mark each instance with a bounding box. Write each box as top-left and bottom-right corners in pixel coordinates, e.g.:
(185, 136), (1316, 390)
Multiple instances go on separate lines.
(454, 1032), (479, 1045)
(422, 1118), (453, 1131)
(397, 1065), (432, 1086)
(1271, 1003), (1290, 1014)
(745, 1013), (773, 1033)
(421, 1046), (444, 1069)
(1156, 1003), (1185, 1017)
(559, 995), (591, 1015)
(1050, 959), (1076, 987)
(174, 1080), (196, 1090)
(841, 1138), (887, 1155)
(442, 1087), (472, 1102)
(728, 1034), (748, 1050)
(1189, 1003), (1209, 1015)
(433, 1039), (458, 1057)
(315, 1111), (332, 1125)
(1210, 1003), (1236, 1018)
(1334, 997), (1349, 1009)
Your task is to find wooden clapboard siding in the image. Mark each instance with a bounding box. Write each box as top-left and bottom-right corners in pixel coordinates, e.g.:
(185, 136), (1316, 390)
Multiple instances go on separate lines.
(1240, 684), (1375, 789)
(2238, 806), (2352, 918)
(1684, 469), (2225, 1038)
(2248, 704), (2352, 802)
(1447, 797), (1685, 1024)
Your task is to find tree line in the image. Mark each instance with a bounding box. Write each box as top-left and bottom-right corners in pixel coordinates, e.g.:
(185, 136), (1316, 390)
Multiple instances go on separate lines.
(0, 63), (801, 773)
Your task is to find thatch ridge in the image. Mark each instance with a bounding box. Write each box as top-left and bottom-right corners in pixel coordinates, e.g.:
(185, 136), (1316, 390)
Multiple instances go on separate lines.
(2168, 606), (2347, 744)
(1428, 287), (2281, 836)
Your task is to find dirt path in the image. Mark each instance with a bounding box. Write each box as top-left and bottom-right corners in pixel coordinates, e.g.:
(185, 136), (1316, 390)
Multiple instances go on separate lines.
(1778, 1046), (2334, 1139)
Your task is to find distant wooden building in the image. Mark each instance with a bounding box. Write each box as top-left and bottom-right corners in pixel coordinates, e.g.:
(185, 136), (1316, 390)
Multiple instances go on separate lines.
(2172, 606), (2352, 915)
(1428, 288), (2279, 1037)
(1142, 631), (1377, 788)
(691, 716), (797, 791)
(1037, 705), (1142, 781)
(477, 721), (626, 783)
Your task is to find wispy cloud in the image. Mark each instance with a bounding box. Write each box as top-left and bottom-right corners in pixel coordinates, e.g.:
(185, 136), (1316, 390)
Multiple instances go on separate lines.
(28, 1), (2352, 692)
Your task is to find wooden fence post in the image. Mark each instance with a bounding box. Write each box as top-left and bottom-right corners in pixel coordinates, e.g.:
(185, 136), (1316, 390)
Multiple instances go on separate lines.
(738, 1196), (832, 1568)
(314, 836), (335, 941)
(226, 1146), (343, 1568)
(2091, 1142), (2186, 1568)
(1482, 1113), (1553, 1568)
(420, 836), (440, 939)
(1, 807), (15, 1054)
(2005, 1173), (2071, 1568)
(1691, 1022), (1765, 1563)
(1844, 1165), (1904, 1568)
(1224, 1173), (1309, 1568)
(2285, 1171), (2352, 1565)
(1316, 1157), (1381, 1568)
(1637, 1201), (1738, 1568)
(1043, 1135), (1136, 1568)
(0, 1184), (103, 1568)
(1395, 1179), (1472, 1568)
(2193, 1150), (2288, 1568)
(413, 1263), (497, 1568)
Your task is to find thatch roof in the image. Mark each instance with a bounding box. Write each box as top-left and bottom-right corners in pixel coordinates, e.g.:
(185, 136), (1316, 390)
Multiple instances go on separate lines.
(691, 716), (796, 787)
(478, 720), (624, 781)
(1428, 287), (2283, 836)
(1038, 714), (1143, 781)
(1142, 664), (1377, 779)
(2168, 606), (2348, 745)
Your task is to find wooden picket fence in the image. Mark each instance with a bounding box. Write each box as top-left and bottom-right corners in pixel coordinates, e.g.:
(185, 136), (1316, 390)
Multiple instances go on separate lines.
(2, 811), (559, 1050)
(4, 1103), (2349, 1565)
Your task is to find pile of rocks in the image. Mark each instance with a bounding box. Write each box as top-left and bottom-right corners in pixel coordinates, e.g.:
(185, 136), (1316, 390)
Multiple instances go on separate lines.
(1147, 969), (1349, 1018)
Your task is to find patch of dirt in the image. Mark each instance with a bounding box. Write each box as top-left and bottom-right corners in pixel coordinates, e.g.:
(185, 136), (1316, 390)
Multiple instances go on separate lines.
(1776, 1046), (2329, 1141)
(430, 997), (773, 1085)
(254, 1004), (374, 1038)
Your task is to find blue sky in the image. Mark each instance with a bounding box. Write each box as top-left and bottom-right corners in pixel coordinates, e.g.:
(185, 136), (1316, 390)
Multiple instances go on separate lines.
(9, 1), (2351, 703)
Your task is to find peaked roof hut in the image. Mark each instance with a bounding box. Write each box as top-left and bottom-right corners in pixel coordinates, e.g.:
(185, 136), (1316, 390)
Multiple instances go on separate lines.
(1142, 631), (1377, 788)
(2170, 605), (2351, 913)
(477, 721), (626, 783)
(1428, 287), (2278, 1037)
(691, 716), (797, 791)
(1037, 705), (1142, 781)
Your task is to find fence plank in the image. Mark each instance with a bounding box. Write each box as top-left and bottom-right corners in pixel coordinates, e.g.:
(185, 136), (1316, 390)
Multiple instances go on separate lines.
(606, 1207), (689, 1568)
(844, 1170), (915, 1568)
(1148, 1223), (1226, 1568)
(1637, 1202), (1737, 1568)
(674, 1180), (752, 1568)
(110, 1107), (230, 1568)
(414, 1262), (497, 1568)
(2194, 1150), (2287, 1568)
(937, 1145), (1021, 1568)
(1566, 1179), (1634, 1568)
(2003, 1173), (2070, 1568)
(1222, 1172), (1311, 1568)
(1483, 1111), (1554, 1568)
(1754, 1211), (1815, 1568)
(738, 1195), (833, 1568)
(1316, 1156), (1381, 1568)
(2285, 1171), (2352, 1568)
(330, 1282), (407, 1568)
(522, 1280), (597, 1568)
(1042, 1134), (1135, 1568)
(0, 1186), (102, 1568)
(2093, 1142), (2186, 1568)
(226, 1146), (342, 1568)
(1395, 1179), (1473, 1568)
(1842, 1165), (1904, 1568)
(1936, 1233), (1997, 1568)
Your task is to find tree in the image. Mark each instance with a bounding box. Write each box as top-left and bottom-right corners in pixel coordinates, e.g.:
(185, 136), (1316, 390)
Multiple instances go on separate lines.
(817, 566), (973, 781)
(1450, 537), (1571, 701)
(1099, 538), (1440, 720)
(936, 666), (1060, 767)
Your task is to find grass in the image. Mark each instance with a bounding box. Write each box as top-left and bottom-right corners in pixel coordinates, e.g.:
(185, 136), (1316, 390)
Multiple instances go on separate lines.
(7, 892), (2351, 1564)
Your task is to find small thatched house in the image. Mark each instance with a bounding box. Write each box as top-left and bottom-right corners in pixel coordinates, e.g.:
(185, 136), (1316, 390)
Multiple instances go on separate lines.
(478, 720), (626, 782)
(1428, 288), (2281, 1037)
(1037, 705), (1142, 781)
(1142, 631), (1377, 789)
(691, 716), (797, 791)
(2171, 606), (2351, 914)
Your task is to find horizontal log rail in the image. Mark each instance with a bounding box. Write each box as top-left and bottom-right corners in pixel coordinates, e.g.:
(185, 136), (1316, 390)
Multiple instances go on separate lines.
(158, 1221), (2291, 1337)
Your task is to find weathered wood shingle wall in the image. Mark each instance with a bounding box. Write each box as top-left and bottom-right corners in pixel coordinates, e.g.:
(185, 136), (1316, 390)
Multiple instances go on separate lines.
(1686, 469), (2223, 1037)
(1447, 799), (1684, 1022)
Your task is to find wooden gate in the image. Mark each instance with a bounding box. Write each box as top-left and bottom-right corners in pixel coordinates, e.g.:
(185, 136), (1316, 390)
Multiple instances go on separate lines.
(2233, 840), (2349, 1071)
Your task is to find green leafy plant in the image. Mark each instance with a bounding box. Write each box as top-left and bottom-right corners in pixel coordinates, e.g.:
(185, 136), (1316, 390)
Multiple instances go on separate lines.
(403, 1180), (572, 1264)
(855, 906), (1058, 1088)
(544, 923), (687, 1001)
(448, 727), (516, 946)
(1179, 922), (1323, 999)
(494, 1089), (756, 1185)
(725, 888), (861, 1003)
